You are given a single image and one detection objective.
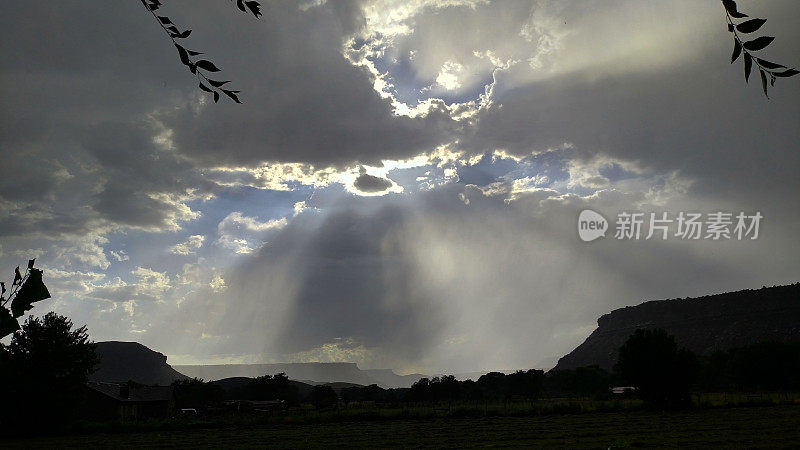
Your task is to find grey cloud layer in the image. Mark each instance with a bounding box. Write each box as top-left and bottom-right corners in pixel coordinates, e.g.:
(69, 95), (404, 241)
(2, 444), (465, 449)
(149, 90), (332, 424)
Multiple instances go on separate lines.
(2, 0), (799, 371)
(154, 179), (799, 371)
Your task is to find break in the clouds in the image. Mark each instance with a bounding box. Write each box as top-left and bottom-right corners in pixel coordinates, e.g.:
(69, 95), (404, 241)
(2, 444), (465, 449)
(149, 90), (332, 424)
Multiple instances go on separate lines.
(1, 0), (798, 372)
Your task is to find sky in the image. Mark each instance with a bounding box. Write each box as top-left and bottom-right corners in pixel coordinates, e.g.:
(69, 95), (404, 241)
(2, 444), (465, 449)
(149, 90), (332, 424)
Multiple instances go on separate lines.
(1, 0), (799, 374)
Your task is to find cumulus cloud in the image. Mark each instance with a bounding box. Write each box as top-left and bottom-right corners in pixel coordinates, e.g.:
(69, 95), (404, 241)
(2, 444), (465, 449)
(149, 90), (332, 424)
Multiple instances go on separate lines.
(216, 212), (288, 254)
(170, 235), (206, 256)
(110, 250), (130, 262)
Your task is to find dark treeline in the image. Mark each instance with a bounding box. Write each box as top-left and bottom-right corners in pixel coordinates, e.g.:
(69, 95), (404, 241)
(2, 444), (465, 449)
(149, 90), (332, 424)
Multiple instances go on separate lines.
(173, 340), (800, 411)
(403, 370), (546, 404)
(698, 341), (800, 392)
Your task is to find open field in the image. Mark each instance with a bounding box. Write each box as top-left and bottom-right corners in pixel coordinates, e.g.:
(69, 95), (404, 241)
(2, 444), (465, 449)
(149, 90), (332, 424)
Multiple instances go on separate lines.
(5, 404), (800, 449)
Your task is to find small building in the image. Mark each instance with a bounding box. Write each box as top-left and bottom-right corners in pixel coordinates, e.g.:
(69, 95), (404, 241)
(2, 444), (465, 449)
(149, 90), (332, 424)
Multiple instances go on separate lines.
(610, 386), (638, 395)
(83, 381), (174, 421)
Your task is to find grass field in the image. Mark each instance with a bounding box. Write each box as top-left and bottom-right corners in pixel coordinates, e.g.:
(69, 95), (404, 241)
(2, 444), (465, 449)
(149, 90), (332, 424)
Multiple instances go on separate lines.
(4, 404), (799, 449)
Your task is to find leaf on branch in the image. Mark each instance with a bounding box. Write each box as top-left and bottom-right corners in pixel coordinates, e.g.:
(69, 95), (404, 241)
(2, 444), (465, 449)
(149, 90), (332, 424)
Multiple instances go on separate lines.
(175, 29), (192, 39)
(196, 60), (221, 72)
(744, 53), (752, 82)
(756, 58), (785, 70)
(158, 16), (172, 25)
(14, 267), (21, 286)
(187, 49), (203, 56)
(28, 259), (35, 269)
(167, 25), (179, 34)
(722, 0), (748, 19)
(199, 83), (213, 93)
(245, 1), (262, 18)
(175, 44), (191, 66)
(736, 18), (766, 33)
(237, 0), (247, 12)
(142, 0), (161, 11)
(727, 23), (734, 32)
(773, 68), (799, 77)
(10, 268), (51, 318)
(731, 39), (741, 63)
(208, 79), (231, 87)
(759, 69), (769, 98)
(743, 36), (774, 51)
(0, 306), (20, 339)
(222, 89), (242, 103)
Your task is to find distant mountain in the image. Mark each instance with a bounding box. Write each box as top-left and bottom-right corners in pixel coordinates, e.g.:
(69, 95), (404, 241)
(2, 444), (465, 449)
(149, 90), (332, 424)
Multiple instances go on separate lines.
(362, 369), (426, 388)
(92, 341), (188, 386)
(175, 362), (424, 388)
(553, 283), (800, 371)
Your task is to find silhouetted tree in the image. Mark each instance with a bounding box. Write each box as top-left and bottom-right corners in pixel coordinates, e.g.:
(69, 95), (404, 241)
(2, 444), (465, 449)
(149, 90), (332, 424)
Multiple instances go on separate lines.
(506, 369), (545, 402)
(1, 260), (51, 339)
(407, 377), (432, 402)
(615, 328), (698, 408)
(241, 372), (298, 404)
(0, 312), (99, 429)
(172, 378), (225, 410)
(310, 385), (339, 409)
(476, 372), (510, 401)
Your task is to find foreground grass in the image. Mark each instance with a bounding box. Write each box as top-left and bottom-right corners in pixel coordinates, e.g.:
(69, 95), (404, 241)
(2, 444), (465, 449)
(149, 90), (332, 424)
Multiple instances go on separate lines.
(4, 404), (800, 449)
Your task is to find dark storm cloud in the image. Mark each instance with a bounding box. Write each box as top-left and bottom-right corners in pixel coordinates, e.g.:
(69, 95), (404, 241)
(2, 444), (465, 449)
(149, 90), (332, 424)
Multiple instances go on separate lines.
(0, 1), (210, 238)
(156, 0), (458, 168)
(0, 0), (458, 240)
(353, 172), (394, 193)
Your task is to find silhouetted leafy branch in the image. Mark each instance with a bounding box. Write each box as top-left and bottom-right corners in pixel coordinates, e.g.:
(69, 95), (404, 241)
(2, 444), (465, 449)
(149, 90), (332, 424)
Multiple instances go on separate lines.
(0, 259), (51, 339)
(140, 0), (262, 103)
(722, 0), (798, 98)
